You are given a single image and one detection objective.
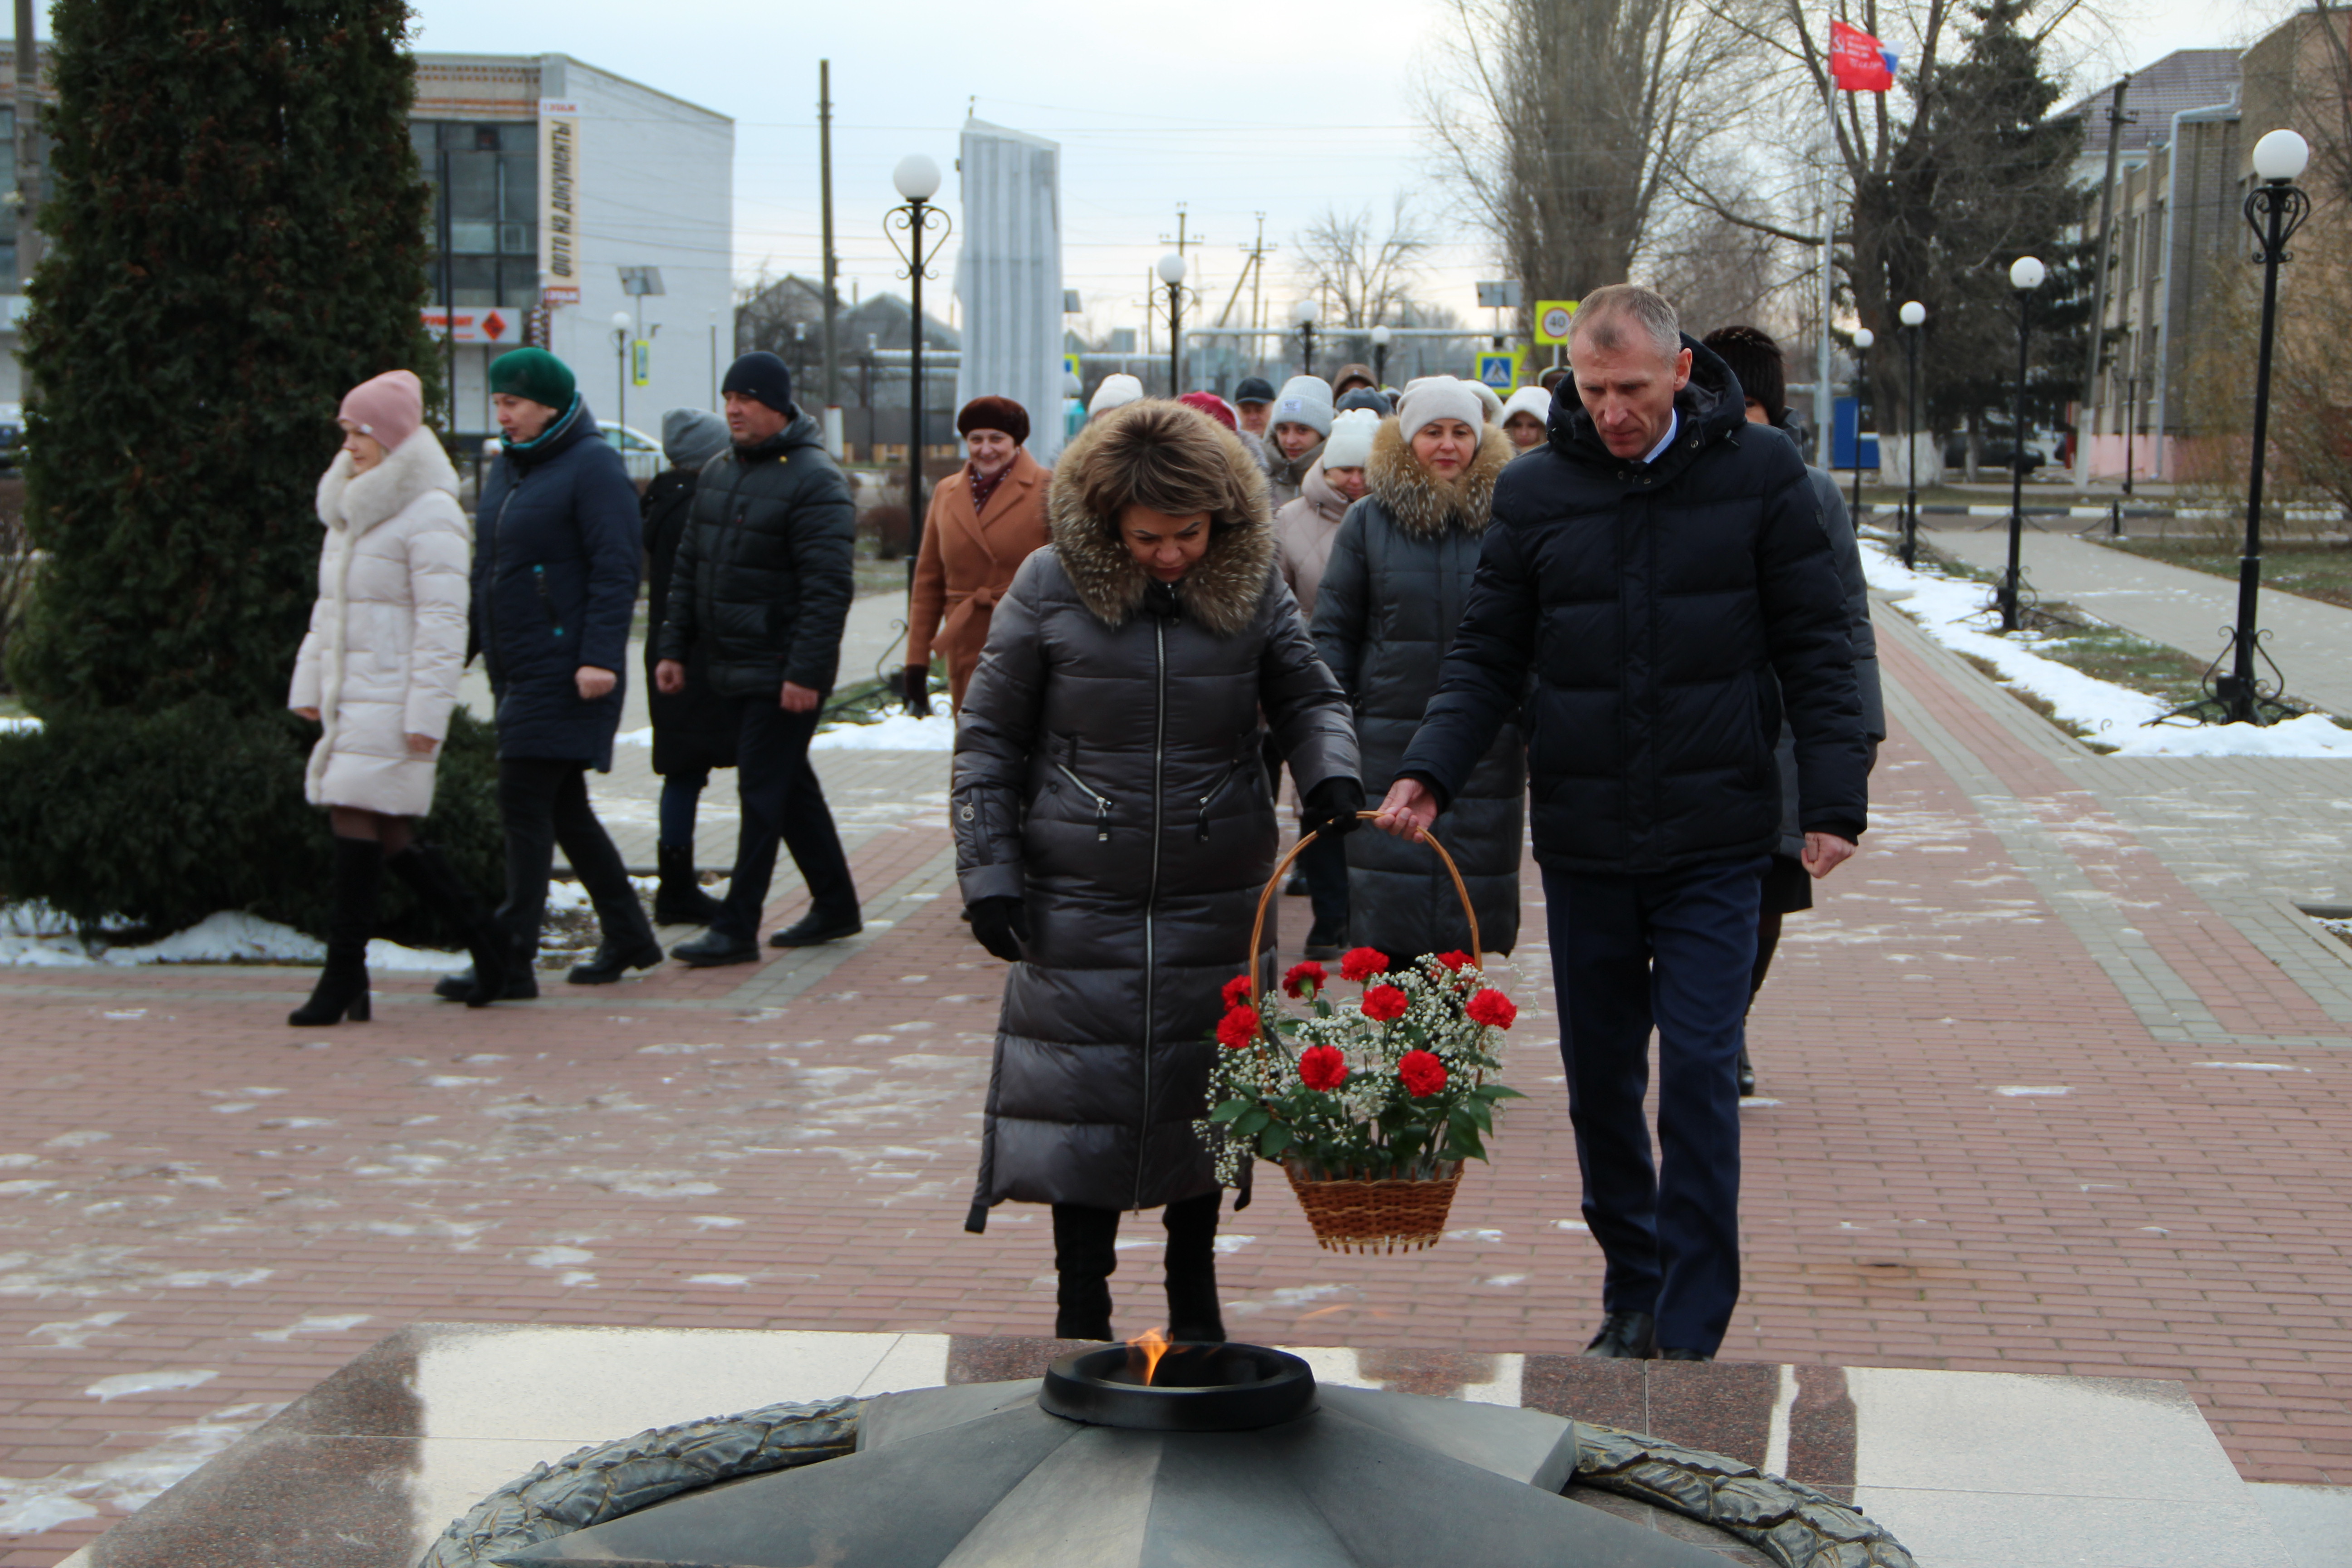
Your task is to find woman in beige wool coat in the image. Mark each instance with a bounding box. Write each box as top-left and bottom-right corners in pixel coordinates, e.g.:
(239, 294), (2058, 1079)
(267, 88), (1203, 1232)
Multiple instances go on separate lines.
(287, 370), (508, 1026)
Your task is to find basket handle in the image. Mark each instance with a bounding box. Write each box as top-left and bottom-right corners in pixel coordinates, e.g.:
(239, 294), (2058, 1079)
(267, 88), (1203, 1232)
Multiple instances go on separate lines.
(1247, 809), (1480, 1013)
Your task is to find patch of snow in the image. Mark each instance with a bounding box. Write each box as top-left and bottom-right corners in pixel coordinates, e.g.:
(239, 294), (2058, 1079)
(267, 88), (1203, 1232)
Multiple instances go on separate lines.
(2112, 713), (2352, 758)
(159, 1268), (270, 1289)
(0, 906), (461, 969)
(810, 712), (957, 751)
(686, 1274), (749, 1286)
(0, 1401), (279, 1532)
(1993, 1085), (2070, 1097)
(617, 726), (654, 746)
(1212, 1235), (1257, 1254)
(28, 1313), (125, 1350)
(1555, 1220), (1592, 1233)
(1482, 1274), (1529, 1287)
(0, 1181), (56, 1197)
(0, 715), (39, 734)
(2194, 1061), (2307, 1072)
(86, 1368), (217, 1402)
(689, 1215), (744, 1230)
(252, 1314), (372, 1342)
(524, 1245), (594, 1269)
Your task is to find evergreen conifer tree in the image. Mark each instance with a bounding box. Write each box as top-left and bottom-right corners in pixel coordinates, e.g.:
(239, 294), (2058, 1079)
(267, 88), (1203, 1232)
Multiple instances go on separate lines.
(6, 0), (441, 714)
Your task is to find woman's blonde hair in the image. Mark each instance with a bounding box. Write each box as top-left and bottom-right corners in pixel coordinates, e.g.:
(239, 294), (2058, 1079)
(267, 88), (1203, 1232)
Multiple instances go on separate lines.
(1070, 400), (1261, 540)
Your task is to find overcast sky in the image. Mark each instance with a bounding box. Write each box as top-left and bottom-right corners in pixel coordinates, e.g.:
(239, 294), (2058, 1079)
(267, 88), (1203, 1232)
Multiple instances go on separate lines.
(403, 0), (2303, 336)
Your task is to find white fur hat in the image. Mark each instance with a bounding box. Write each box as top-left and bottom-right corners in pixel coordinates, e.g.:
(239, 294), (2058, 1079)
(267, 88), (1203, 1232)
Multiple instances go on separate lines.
(1502, 385), (1553, 426)
(1470, 379), (1505, 423)
(1396, 376), (1487, 440)
(1323, 407), (1380, 469)
(1088, 373), (1144, 418)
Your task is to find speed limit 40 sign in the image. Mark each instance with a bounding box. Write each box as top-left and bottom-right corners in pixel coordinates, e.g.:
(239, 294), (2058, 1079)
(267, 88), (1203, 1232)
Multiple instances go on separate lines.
(1534, 299), (1579, 345)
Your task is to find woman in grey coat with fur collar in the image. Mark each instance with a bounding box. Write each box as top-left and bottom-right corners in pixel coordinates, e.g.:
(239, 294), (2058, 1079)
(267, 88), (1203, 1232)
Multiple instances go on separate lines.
(952, 401), (1361, 1344)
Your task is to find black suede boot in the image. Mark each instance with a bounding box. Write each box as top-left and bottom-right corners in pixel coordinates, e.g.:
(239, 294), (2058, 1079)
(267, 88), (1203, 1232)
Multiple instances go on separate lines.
(653, 842), (725, 927)
(569, 889), (665, 985)
(387, 843), (509, 1008)
(290, 837), (381, 1027)
(1052, 1203), (1120, 1341)
(1162, 1189), (1226, 1343)
(433, 927), (538, 1001)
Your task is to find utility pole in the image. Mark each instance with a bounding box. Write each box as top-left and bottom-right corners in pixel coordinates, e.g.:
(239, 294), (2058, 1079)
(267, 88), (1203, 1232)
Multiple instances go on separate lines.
(2073, 75), (2131, 494)
(13, 0), (42, 287)
(818, 60), (840, 435)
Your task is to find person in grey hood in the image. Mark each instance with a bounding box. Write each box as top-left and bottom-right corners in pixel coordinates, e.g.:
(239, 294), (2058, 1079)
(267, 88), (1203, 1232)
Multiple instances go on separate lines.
(655, 353), (860, 966)
(952, 399), (1361, 1344)
(640, 408), (736, 927)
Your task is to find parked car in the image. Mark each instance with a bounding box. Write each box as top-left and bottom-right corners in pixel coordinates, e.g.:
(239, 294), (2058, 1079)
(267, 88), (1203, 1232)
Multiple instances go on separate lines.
(0, 402), (23, 470)
(608, 423), (662, 484)
(1942, 437), (2047, 475)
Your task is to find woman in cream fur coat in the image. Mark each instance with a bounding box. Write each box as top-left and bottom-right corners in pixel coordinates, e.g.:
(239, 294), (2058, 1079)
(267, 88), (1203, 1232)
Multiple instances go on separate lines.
(286, 370), (508, 1025)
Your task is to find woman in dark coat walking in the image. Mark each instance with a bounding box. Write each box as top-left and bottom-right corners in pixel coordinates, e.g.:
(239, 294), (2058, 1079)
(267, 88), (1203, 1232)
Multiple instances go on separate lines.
(953, 400), (1361, 1343)
(641, 408), (737, 926)
(1313, 376), (1524, 960)
(452, 347), (660, 996)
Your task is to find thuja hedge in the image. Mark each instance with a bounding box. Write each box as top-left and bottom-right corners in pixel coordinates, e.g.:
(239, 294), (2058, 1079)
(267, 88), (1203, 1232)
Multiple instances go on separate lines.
(0, 699), (502, 944)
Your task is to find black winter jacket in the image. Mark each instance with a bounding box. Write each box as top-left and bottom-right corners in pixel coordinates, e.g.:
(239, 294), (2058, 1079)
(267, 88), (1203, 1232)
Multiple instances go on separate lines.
(641, 467), (738, 777)
(1769, 461), (1882, 859)
(1398, 337), (1869, 876)
(654, 411), (855, 696)
(471, 397), (641, 769)
(1313, 418), (1524, 957)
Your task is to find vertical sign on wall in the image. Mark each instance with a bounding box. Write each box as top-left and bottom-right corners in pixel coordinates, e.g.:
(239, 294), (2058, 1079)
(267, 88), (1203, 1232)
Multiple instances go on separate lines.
(538, 99), (582, 307)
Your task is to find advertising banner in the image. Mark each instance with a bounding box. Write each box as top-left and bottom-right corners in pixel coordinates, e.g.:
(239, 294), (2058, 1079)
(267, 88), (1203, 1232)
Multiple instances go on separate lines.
(538, 99), (582, 306)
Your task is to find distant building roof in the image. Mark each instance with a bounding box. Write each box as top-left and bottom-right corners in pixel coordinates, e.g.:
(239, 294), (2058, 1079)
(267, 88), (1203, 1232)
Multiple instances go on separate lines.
(2062, 49), (2241, 157)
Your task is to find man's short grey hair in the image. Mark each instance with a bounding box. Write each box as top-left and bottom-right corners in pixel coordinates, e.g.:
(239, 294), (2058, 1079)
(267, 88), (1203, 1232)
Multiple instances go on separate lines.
(1571, 284), (1681, 361)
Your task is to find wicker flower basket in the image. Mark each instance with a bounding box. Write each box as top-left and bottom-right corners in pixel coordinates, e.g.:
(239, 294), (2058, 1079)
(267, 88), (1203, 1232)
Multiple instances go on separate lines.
(1248, 811), (1482, 1254)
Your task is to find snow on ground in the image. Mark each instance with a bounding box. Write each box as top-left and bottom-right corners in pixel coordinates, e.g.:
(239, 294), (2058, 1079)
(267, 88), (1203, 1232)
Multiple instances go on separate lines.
(0, 715), (38, 734)
(811, 711), (956, 751)
(0, 908), (458, 970)
(1862, 539), (2352, 757)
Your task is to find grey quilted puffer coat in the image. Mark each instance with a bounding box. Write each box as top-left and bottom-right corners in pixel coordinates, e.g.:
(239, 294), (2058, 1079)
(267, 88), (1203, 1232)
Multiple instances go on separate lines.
(1313, 417), (1525, 960)
(954, 412), (1358, 1223)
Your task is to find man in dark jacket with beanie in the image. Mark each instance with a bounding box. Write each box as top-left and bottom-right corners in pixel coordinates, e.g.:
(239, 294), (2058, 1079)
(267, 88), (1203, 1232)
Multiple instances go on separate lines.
(1375, 285), (1869, 1363)
(656, 351), (861, 965)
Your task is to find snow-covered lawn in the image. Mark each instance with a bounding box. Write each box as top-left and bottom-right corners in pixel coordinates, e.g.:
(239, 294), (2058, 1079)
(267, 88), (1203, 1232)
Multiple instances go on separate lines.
(811, 711), (956, 751)
(0, 910), (458, 970)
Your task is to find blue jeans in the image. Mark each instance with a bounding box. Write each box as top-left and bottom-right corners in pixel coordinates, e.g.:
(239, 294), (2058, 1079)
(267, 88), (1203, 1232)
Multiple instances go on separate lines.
(659, 768), (709, 848)
(1542, 856), (1765, 1355)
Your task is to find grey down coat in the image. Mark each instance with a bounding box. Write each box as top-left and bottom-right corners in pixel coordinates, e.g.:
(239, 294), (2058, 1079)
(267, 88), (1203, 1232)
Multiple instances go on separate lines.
(1313, 417), (1525, 958)
(953, 418), (1358, 1222)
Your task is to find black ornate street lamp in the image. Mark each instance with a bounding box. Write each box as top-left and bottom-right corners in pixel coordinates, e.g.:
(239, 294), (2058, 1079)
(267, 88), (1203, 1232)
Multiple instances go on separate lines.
(886, 153), (951, 590)
(1158, 251), (1189, 395)
(2217, 127), (2312, 724)
(1849, 326), (1873, 524)
(1293, 297), (1320, 377)
(1899, 300), (1925, 569)
(1997, 256), (2045, 632)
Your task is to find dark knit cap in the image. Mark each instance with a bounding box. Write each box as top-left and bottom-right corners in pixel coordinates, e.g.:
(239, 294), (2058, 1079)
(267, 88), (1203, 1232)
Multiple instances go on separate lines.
(1233, 376), (1275, 406)
(956, 395), (1029, 446)
(1335, 387), (1393, 417)
(721, 351), (795, 415)
(489, 348), (576, 411)
(1699, 325), (1785, 422)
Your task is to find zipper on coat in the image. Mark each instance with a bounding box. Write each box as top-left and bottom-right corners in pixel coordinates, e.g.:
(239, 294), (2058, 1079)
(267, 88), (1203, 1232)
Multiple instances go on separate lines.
(1194, 756), (1247, 841)
(1136, 617), (1166, 1212)
(1053, 761), (1114, 841)
(534, 564), (564, 638)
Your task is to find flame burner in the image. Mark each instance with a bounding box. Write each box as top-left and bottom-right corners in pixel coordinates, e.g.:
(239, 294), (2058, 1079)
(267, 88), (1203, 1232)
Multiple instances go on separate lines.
(1037, 1341), (1315, 1431)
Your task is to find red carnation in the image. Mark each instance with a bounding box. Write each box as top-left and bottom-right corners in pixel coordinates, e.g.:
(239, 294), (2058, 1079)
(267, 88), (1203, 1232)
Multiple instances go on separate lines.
(1298, 1044), (1349, 1092)
(1339, 946), (1390, 982)
(1432, 951), (1475, 974)
(1361, 984), (1409, 1023)
(1282, 960), (1327, 999)
(1466, 989), (1518, 1030)
(1221, 973), (1254, 1010)
(1399, 1049), (1448, 1098)
(1216, 1006), (1261, 1050)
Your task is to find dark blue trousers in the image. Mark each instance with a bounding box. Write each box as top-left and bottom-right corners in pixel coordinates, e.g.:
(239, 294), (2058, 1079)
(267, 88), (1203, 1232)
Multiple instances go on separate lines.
(1542, 855), (1765, 1355)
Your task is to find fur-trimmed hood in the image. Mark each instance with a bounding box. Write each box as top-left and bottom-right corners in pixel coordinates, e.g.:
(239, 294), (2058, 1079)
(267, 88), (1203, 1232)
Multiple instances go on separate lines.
(1364, 416), (1513, 540)
(318, 427), (466, 538)
(1044, 403), (1277, 637)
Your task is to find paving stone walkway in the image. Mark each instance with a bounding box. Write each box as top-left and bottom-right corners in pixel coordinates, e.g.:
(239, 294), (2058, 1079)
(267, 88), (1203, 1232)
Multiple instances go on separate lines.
(4, 595), (2352, 1564)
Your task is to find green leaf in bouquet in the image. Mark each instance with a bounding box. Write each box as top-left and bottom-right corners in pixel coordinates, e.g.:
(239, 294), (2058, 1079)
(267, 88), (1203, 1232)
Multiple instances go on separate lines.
(1313, 998), (1333, 1019)
(1233, 1107), (1271, 1137)
(1476, 1084), (1528, 1102)
(1208, 1098), (1253, 1124)
(1258, 1123), (1294, 1159)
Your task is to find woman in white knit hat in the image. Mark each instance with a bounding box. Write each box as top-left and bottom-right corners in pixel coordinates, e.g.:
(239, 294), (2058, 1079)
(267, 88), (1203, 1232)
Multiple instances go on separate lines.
(1501, 385), (1552, 450)
(1310, 376), (1524, 962)
(1264, 374), (1333, 509)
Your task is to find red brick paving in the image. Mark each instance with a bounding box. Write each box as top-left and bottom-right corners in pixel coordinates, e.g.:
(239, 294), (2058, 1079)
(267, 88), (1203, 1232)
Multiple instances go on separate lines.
(2, 636), (2350, 1563)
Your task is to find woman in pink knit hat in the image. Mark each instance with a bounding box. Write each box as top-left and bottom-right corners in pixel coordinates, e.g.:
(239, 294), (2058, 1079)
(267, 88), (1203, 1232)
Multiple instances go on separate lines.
(286, 370), (510, 1025)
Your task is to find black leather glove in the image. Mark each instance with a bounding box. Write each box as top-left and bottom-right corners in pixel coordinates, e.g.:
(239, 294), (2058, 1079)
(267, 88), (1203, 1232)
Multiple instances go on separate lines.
(902, 664), (933, 718)
(967, 896), (1029, 962)
(1300, 776), (1367, 839)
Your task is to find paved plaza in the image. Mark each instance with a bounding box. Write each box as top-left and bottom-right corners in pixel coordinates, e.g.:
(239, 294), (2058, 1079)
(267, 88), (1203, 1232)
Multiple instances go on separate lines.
(5, 583), (2352, 1562)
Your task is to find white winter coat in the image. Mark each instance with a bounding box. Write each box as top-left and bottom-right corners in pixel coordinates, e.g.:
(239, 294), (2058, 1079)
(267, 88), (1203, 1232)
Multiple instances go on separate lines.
(288, 429), (473, 817)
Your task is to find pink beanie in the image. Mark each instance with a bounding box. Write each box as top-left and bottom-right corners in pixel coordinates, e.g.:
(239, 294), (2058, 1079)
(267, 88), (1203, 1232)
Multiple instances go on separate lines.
(339, 370), (423, 452)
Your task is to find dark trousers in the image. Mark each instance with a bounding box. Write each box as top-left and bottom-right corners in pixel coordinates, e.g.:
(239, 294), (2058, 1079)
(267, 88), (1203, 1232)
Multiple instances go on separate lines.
(496, 758), (648, 949)
(718, 696), (858, 940)
(1542, 855), (1766, 1355)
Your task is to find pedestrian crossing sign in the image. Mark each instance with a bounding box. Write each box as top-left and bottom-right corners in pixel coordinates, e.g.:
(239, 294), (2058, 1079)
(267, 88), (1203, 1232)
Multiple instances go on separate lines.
(1475, 351), (1521, 390)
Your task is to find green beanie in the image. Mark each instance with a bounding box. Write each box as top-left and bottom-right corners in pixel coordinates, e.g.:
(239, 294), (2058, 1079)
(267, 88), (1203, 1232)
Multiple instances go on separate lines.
(490, 347), (576, 410)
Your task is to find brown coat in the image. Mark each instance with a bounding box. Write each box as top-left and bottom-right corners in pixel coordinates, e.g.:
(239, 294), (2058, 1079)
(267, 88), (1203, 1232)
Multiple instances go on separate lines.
(907, 446), (1052, 709)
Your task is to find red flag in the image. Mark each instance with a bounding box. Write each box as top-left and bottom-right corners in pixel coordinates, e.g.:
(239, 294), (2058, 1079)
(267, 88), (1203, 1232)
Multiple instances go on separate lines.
(1830, 19), (1895, 92)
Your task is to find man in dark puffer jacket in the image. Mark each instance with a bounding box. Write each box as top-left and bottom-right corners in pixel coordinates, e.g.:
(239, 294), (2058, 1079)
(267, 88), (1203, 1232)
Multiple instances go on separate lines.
(1377, 286), (1869, 1364)
(655, 352), (861, 965)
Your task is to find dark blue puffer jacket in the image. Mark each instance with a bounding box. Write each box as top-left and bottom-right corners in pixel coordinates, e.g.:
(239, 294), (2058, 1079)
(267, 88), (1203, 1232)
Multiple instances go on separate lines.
(471, 397), (642, 769)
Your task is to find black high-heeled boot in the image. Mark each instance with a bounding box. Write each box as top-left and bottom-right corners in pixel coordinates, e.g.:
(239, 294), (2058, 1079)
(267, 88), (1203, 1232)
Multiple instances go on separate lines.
(653, 842), (725, 926)
(1162, 1188), (1226, 1344)
(289, 837), (382, 1027)
(386, 842), (509, 1008)
(1051, 1203), (1120, 1341)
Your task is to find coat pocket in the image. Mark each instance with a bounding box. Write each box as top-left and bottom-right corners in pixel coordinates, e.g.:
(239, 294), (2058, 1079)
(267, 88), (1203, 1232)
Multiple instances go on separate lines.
(1192, 754), (1254, 842)
(1053, 760), (1115, 842)
(533, 564), (566, 642)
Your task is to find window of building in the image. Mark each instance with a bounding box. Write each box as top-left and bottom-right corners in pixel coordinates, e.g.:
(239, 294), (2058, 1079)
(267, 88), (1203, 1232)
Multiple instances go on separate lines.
(414, 119), (539, 308)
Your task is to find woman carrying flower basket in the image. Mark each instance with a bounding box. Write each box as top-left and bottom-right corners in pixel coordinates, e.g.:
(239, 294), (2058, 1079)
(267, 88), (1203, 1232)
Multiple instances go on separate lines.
(952, 400), (1362, 1344)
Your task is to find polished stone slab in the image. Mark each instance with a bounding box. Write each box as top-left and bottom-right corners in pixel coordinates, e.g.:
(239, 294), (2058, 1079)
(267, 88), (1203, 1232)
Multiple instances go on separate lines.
(60, 1325), (2297, 1568)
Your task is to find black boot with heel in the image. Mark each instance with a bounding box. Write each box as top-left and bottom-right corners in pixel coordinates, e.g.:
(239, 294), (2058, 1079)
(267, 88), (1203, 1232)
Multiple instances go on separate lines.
(386, 842), (509, 1008)
(1051, 1202), (1120, 1341)
(1162, 1189), (1227, 1343)
(653, 842), (725, 927)
(289, 836), (382, 1027)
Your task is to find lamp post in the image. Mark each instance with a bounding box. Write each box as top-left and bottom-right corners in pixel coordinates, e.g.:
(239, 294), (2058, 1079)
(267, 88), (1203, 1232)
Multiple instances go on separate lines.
(1370, 323), (1392, 390)
(1997, 256), (2045, 633)
(609, 311), (633, 438)
(1158, 251), (1189, 395)
(2219, 127), (2313, 724)
(885, 153), (952, 590)
(1849, 327), (1873, 526)
(1899, 300), (1925, 569)
(1293, 297), (1320, 377)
